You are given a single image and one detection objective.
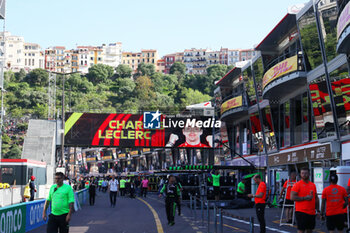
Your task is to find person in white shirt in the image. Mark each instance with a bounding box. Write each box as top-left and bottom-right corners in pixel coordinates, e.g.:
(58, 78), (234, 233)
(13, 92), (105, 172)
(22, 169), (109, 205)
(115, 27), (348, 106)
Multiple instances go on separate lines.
(108, 176), (119, 207)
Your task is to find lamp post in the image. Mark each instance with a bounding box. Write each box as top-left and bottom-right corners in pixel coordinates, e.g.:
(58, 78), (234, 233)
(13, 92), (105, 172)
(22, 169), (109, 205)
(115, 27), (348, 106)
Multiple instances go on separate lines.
(51, 70), (79, 174)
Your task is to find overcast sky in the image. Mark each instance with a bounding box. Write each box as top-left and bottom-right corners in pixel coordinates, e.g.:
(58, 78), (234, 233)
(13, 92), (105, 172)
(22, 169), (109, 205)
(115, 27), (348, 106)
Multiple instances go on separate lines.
(6, 0), (306, 56)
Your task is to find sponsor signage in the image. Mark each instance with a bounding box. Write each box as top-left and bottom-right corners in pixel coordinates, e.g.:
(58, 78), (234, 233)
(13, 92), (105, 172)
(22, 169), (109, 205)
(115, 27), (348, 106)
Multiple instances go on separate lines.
(221, 96), (243, 114)
(262, 55), (298, 89)
(65, 112), (221, 148)
(130, 150), (139, 158)
(268, 144), (332, 166)
(0, 203), (26, 233)
(102, 156), (112, 161)
(118, 153), (127, 159)
(337, 1), (350, 40)
(142, 148), (151, 153)
(86, 157), (96, 162)
(25, 200), (49, 232)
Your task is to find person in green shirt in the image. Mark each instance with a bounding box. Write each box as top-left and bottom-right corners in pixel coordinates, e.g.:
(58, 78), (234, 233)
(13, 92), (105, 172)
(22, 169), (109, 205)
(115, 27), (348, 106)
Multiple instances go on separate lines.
(43, 172), (75, 233)
(120, 177), (126, 196)
(209, 169), (221, 201)
(237, 179), (246, 199)
(98, 178), (103, 192)
(159, 175), (181, 226)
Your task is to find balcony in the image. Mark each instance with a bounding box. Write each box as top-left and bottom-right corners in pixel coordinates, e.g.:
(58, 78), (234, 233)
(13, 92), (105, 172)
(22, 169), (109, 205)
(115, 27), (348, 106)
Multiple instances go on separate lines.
(262, 53), (306, 100)
(220, 93), (249, 122)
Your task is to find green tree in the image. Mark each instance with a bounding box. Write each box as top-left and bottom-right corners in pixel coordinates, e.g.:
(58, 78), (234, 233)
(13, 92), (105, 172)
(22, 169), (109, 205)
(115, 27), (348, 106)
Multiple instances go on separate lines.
(25, 68), (49, 87)
(135, 76), (156, 109)
(136, 63), (155, 78)
(4, 145), (22, 159)
(169, 62), (186, 83)
(15, 69), (27, 82)
(180, 88), (211, 107)
(32, 103), (47, 118)
(87, 64), (114, 84)
(115, 64), (133, 79)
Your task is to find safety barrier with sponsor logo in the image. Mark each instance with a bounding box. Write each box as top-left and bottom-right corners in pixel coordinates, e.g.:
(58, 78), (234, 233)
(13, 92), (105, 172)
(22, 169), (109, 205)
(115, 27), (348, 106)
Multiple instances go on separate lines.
(0, 188), (88, 233)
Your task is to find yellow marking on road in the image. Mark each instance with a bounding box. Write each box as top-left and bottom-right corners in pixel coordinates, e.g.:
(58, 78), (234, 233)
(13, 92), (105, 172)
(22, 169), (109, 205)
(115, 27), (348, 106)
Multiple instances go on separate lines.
(223, 223), (248, 232)
(137, 198), (164, 233)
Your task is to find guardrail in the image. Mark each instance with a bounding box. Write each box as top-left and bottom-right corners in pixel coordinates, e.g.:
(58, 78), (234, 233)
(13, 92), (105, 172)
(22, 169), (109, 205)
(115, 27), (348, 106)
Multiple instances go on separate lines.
(0, 188), (88, 233)
(188, 194), (255, 233)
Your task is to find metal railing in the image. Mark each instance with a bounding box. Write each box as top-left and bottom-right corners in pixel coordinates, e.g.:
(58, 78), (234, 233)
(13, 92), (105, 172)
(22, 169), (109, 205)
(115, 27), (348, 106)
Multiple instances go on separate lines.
(188, 194), (255, 233)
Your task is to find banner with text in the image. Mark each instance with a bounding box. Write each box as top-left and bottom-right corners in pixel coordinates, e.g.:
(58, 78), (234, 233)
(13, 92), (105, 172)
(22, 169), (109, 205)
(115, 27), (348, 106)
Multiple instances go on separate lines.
(64, 112), (221, 148)
(262, 55), (298, 89)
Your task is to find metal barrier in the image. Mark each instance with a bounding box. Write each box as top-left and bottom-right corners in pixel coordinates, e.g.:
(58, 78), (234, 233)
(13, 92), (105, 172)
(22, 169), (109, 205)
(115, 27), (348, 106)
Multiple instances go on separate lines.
(188, 197), (255, 233)
(0, 188), (88, 233)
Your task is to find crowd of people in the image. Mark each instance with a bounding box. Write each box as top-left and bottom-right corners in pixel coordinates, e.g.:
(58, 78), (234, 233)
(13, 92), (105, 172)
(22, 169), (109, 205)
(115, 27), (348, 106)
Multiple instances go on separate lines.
(41, 168), (350, 233)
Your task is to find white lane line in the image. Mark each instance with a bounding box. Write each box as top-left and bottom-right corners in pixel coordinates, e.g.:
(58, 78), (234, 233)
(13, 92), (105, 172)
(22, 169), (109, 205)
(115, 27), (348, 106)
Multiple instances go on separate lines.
(222, 215), (290, 233)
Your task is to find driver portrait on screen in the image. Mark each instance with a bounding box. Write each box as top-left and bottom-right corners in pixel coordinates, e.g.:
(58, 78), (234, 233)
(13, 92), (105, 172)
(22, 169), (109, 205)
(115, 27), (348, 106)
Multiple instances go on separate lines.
(166, 125), (212, 148)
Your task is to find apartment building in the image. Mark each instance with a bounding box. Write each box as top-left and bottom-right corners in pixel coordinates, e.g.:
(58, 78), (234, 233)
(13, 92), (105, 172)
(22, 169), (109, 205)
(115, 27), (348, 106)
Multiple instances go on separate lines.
(184, 48), (207, 75)
(163, 52), (184, 74)
(156, 59), (165, 73)
(0, 32), (24, 72)
(24, 43), (44, 71)
(122, 49), (159, 74)
(102, 42), (122, 68)
(122, 52), (141, 73)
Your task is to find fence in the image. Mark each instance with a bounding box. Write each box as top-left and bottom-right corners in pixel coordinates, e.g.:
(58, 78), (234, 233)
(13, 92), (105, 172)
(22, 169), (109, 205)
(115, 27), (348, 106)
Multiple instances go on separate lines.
(0, 188), (88, 233)
(189, 194), (255, 233)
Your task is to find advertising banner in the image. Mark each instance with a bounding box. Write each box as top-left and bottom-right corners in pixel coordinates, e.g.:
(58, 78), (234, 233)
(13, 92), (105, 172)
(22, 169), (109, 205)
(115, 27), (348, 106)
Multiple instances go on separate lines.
(337, 1), (350, 40)
(262, 55), (298, 89)
(0, 203), (26, 233)
(221, 96), (243, 114)
(25, 200), (49, 232)
(65, 112), (221, 148)
(101, 149), (114, 161)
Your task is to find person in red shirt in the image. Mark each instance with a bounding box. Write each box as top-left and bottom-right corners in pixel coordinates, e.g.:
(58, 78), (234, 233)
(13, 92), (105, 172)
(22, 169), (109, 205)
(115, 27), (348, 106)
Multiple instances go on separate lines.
(291, 167), (320, 233)
(166, 125), (211, 148)
(279, 171), (297, 224)
(321, 174), (348, 233)
(248, 174), (266, 233)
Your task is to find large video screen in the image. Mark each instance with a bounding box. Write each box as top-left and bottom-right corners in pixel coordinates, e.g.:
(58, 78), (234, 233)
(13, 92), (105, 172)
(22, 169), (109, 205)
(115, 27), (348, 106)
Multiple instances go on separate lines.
(64, 112), (221, 148)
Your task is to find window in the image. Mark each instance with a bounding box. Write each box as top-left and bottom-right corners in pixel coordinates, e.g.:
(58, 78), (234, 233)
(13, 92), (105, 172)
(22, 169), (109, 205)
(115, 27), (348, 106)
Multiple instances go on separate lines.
(261, 106), (277, 151)
(293, 95), (303, 145)
(282, 101), (291, 147)
(25, 59), (27, 66)
(329, 63), (350, 137)
(252, 57), (264, 102)
(309, 75), (336, 139)
(32, 59), (34, 66)
(302, 92), (311, 142)
(9, 44), (13, 47)
(250, 112), (263, 153)
(298, 5), (323, 70)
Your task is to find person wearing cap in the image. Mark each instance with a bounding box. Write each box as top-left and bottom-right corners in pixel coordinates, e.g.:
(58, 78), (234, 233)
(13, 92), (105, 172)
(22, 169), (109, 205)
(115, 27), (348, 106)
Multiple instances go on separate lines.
(291, 167), (319, 233)
(248, 174), (267, 233)
(29, 176), (37, 201)
(321, 174), (348, 233)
